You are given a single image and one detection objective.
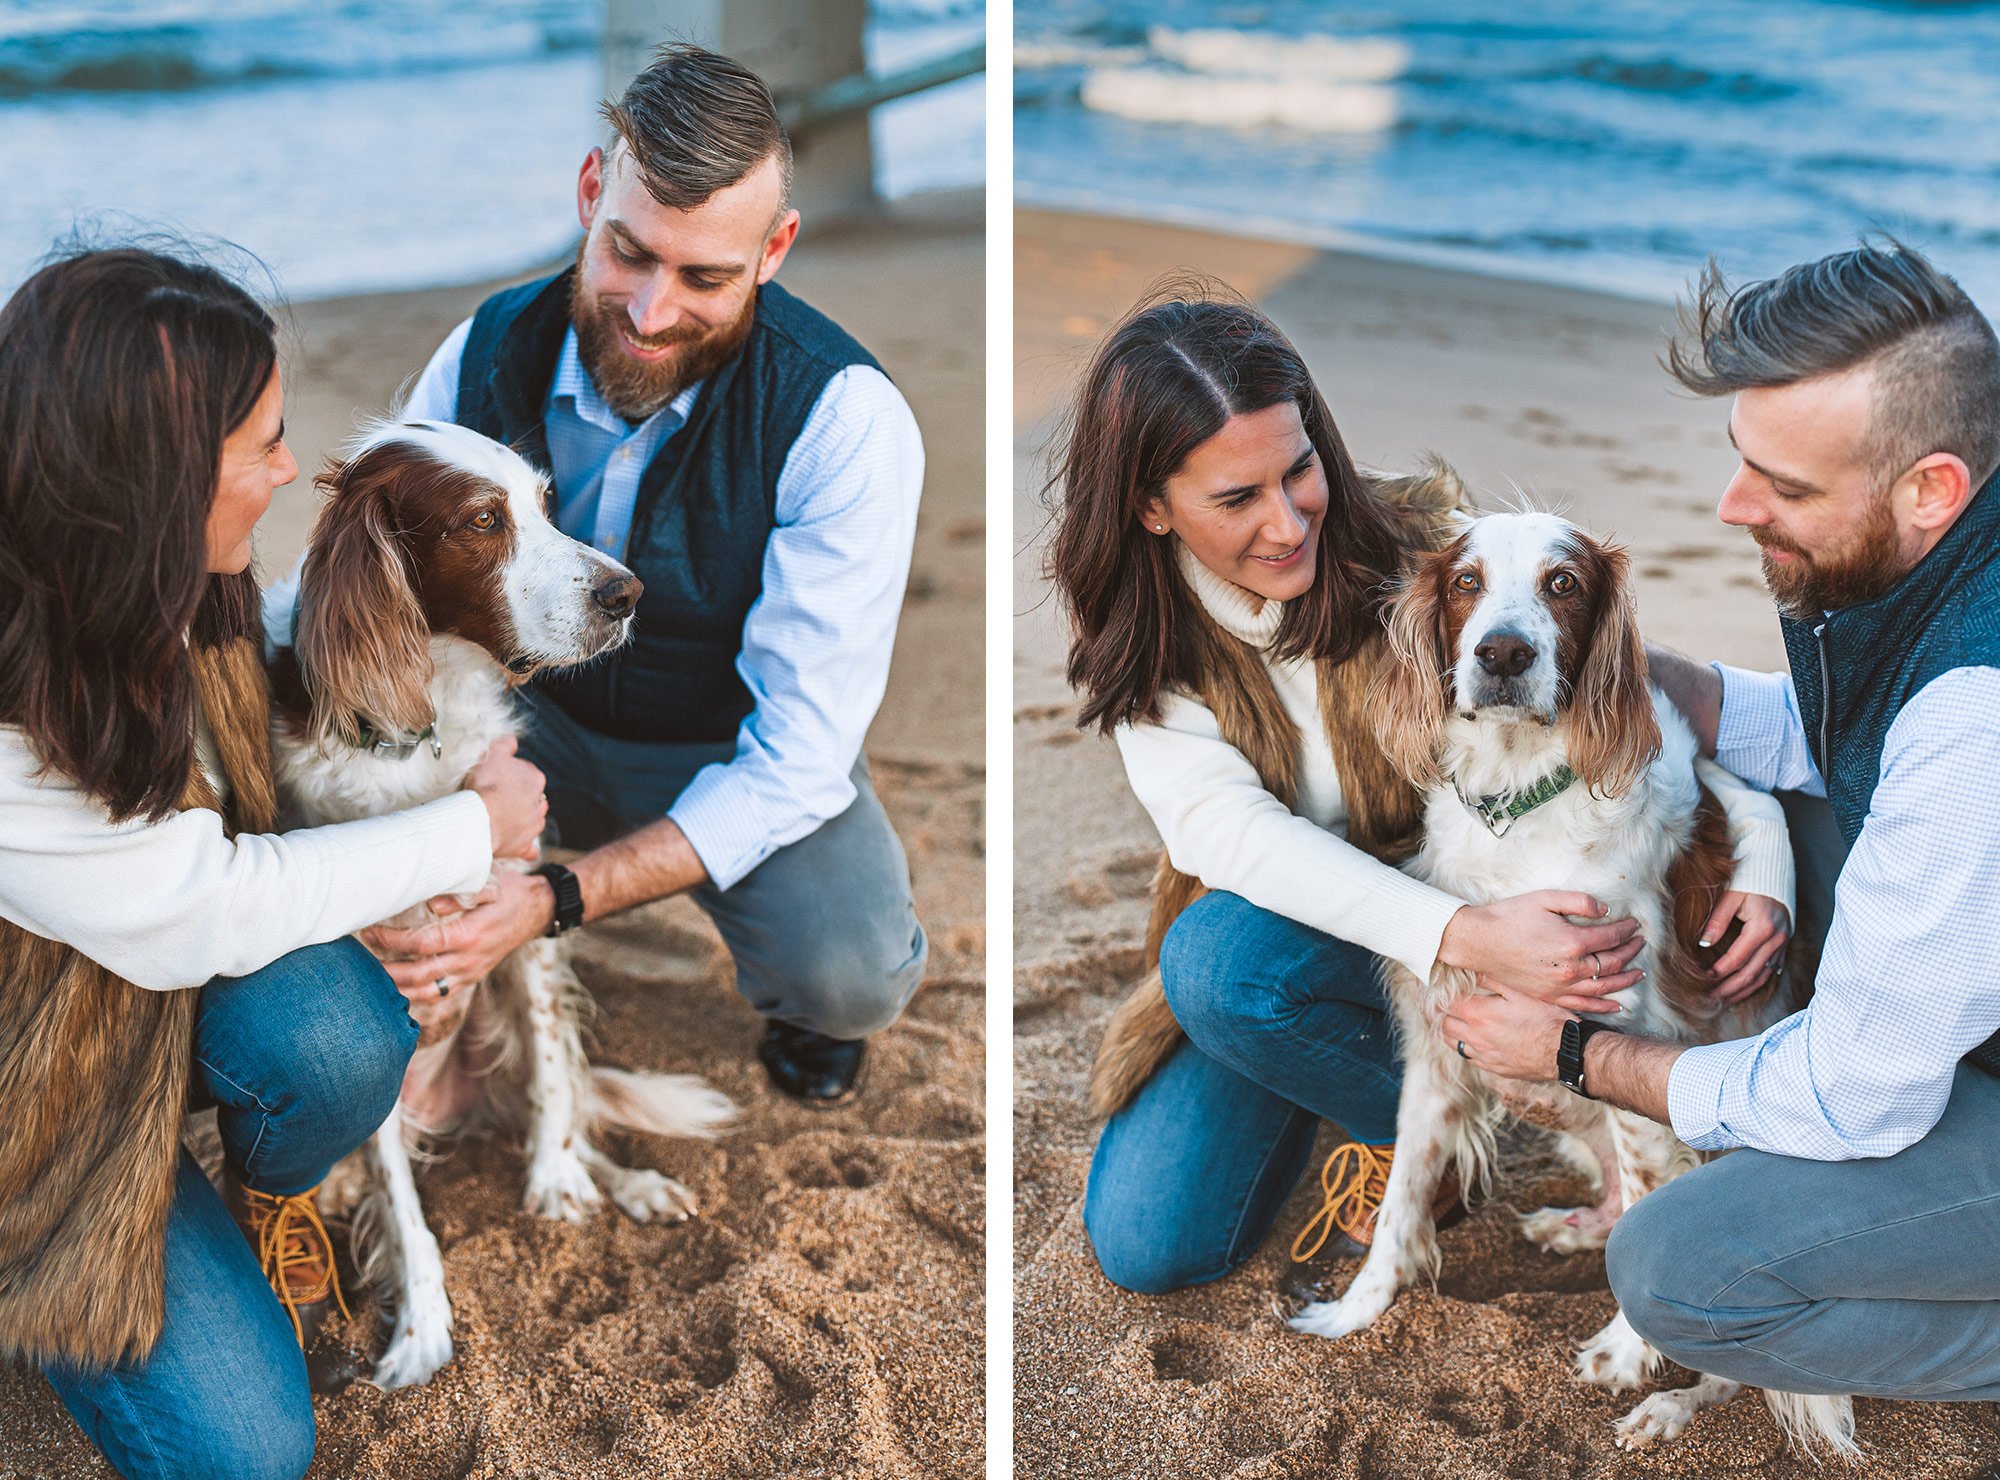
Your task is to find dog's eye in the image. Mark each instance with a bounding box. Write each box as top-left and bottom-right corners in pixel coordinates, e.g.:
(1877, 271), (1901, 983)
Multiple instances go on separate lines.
(1452, 571), (1481, 593)
(1548, 570), (1577, 595)
(468, 510), (498, 532)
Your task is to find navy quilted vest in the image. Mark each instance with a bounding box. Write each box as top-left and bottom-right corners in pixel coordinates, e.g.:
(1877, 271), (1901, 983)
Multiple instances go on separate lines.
(454, 269), (879, 742)
(1778, 473), (2000, 1072)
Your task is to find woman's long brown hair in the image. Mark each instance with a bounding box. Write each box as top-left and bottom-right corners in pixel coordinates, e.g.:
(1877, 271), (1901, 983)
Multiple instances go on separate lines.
(0, 247), (274, 822)
(1043, 279), (1410, 733)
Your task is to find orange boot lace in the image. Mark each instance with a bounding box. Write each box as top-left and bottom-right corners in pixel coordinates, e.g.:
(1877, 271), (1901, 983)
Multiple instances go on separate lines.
(235, 1183), (351, 1344)
(1290, 1141), (1394, 1262)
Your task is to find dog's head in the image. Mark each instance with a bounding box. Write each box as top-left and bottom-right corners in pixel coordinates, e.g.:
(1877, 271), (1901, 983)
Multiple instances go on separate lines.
(294, 419), (642, 746)
(1373, 511), (1659, 796)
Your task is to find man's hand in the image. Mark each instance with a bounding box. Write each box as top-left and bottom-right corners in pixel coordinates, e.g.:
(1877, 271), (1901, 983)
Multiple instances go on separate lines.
(1701, 891), (1792, 1004)
(363, 870), (556, 1013)
(1444, 981), (1683, 1122)
(1441, 981), (1573, 1082)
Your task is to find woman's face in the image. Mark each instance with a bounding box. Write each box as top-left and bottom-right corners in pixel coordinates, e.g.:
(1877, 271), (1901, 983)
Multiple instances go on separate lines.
(1144, 400), (1327, 603)
(206, 366), (296, 574)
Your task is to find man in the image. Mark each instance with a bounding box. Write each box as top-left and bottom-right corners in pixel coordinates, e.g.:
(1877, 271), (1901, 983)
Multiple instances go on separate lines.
(1446, 241), (2000, 1403)
(368, 43), (928, 1106)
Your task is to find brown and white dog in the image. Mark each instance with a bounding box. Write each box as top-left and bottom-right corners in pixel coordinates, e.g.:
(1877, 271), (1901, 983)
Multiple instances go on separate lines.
(1287, 510), (1852, 1456)
(270, 419), (735, 1388)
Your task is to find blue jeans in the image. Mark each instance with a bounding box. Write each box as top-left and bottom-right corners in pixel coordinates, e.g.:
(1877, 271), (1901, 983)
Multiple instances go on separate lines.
(1084, 892), (1403, 1293)
(40, 937), (417, 1480)
(516, 687), (927, 1040)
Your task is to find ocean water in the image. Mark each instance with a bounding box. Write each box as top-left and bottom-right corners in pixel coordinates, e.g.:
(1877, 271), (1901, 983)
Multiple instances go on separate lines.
(1016, 1), (2000, 311)
(0, 0), (984, 301)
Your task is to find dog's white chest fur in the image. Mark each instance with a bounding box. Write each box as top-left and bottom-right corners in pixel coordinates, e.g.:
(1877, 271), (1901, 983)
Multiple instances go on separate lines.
(276, 636), (514, 825)
(1410, 689), (1700, 1043)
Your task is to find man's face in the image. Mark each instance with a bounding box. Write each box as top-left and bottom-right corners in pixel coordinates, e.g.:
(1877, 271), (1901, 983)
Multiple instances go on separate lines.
(1717, 366), (1914, 619)
(571, 144), (800, 420)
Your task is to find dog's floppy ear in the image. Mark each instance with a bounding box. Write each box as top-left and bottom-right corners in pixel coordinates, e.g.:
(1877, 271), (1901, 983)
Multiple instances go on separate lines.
(1566, 535), (1660, 797)
(293, 451), (434, 748)
(1370, 543), (1456, 785)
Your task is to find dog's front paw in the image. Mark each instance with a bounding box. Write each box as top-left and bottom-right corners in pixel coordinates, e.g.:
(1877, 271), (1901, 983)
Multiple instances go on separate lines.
(594, 1161), (697, 1223)
(1575, 1312), (1661, 1393)
(1519, 1203), (1615, 1254)
(1288, 1291), (1388, 1341)
(1615, 1389), (1699, 1450)
(523, 1151), (603, 1222)
(370, 1287), (455, 1390)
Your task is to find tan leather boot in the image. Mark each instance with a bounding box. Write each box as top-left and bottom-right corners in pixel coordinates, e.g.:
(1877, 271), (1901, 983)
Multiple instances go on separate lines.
(222, 1172), (367, 1394)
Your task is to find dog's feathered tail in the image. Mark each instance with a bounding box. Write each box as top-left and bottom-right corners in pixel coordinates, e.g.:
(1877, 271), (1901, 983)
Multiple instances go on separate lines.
(589, 1067), (737, 1140)
(1763, 1391), (1860, 1464)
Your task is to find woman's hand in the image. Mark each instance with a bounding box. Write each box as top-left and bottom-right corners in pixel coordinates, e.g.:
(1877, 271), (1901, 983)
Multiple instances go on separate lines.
(1438, 891), (1644, 1015)
(1702, 891), (1792, 1004)
(364, 872), (555, 1008)
(463, 735), (547, 861)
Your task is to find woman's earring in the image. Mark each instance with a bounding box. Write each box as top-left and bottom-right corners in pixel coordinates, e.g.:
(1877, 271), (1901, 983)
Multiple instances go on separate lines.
(1153, 524), (1167, 533)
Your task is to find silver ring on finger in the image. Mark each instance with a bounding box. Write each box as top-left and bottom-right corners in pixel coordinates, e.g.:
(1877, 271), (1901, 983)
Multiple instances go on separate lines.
(435, 976), (450, 999)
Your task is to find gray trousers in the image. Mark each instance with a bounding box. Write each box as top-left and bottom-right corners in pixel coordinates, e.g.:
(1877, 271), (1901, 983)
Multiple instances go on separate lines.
(515, 689), (927, 1040)
(1606, 792), (2000, 1399)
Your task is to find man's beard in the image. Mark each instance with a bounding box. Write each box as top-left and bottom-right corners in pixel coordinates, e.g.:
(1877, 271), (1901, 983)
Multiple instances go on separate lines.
(571, 247), (756, 422)
(1753, 492), (1904, 619)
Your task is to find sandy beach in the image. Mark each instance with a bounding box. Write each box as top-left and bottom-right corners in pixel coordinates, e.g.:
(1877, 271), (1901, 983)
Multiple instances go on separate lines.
(1013, 206), (2000, 1478)
(0, 189), (983, 1479)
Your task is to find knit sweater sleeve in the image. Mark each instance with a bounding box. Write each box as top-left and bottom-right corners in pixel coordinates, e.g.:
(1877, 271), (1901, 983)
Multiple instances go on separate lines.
(0, 728), (493, 990)
(1115, 692), (1466, 980)
(1695, 754), (1796, 919)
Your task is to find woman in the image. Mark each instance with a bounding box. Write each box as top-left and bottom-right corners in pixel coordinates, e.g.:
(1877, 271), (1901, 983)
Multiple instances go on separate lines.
(1044, 286), (1794, 1295)
(0, 247), (546, 1480)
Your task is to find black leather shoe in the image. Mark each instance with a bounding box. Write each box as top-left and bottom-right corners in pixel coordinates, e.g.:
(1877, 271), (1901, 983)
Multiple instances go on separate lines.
(758, 1020), (866, 1107)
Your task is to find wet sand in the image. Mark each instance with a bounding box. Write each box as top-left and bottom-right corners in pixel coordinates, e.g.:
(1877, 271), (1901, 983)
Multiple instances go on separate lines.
(1012, 206), (2000, 1479)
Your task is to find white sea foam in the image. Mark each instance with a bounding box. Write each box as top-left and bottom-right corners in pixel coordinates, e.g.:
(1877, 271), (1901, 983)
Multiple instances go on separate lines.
(1147, 27), (1409, 83)
(1013, 39), (1147, 69)
(1081, 67), (1398, 133)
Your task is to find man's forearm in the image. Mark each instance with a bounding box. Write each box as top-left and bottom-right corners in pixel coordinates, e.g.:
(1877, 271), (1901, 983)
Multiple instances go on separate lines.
(1581, 1030), (1684, 1125)
(569, 817), (710, 924)
(1644, 643), (1723, 756)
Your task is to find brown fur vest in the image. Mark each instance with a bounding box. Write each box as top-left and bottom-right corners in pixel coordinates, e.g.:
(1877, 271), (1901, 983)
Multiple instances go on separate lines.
(1088, 463), (1470, 1117)
(0, 638), (276, 1368)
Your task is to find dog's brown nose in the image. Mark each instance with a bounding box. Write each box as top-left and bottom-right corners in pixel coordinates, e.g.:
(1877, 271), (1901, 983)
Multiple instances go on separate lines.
(1474, 631), (1536, 678)
(592, 572), (642, 618)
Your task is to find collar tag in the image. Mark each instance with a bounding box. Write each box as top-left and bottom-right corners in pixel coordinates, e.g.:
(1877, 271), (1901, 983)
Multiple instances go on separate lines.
(1453, 763), (1578, 837)
(358, 723), (442, 761)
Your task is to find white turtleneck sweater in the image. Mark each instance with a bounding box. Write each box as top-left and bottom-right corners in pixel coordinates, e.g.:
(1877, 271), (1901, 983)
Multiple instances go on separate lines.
(0, 724), (493, 992)
(1114, 543), (1795, 982)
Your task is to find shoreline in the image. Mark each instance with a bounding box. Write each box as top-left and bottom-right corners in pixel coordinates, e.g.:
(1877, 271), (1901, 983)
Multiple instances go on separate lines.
(1014, 188), (1689, 311)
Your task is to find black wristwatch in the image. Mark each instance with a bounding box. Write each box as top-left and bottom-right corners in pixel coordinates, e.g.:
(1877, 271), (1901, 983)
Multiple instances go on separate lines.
(535, 862), (585, 937)
(1558, 1018), (1616, 1099)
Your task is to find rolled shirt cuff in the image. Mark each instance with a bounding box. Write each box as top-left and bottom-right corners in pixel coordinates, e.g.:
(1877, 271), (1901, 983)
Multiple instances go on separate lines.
(667, 766), (775, 892)
(1666, 1037), (1743, 1152)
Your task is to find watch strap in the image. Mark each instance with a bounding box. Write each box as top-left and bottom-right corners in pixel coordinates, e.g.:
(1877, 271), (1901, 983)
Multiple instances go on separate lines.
(1558, 1018), (1615, 1099)
(535, 862), (585, 937)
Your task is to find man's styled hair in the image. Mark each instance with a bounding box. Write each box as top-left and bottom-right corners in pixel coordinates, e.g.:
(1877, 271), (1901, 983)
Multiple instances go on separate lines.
(1668, 240), (2000, 491)
(601, 42), (794, 216)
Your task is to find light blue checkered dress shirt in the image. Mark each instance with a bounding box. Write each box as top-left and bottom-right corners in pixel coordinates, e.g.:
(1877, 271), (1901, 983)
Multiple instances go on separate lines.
(400, 316), (924, 889)
(1667, 661), (2000, 1161)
